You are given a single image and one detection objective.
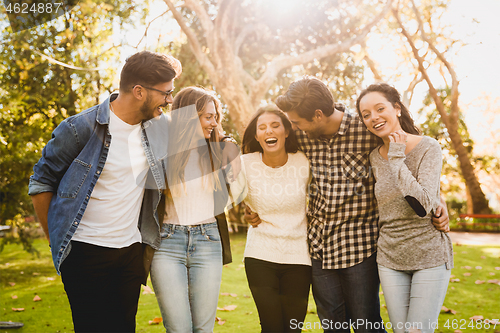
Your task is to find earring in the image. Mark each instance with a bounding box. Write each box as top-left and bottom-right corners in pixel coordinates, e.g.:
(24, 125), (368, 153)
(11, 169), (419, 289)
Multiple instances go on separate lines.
(397, 113), (401, 117)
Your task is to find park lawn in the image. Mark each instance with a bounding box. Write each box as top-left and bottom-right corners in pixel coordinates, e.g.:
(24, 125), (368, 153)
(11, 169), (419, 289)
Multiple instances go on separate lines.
(0, 234), (499, 333)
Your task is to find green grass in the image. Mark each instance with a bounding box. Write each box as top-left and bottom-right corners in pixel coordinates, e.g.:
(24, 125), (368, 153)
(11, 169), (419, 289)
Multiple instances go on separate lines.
(1, 234), (499, 332)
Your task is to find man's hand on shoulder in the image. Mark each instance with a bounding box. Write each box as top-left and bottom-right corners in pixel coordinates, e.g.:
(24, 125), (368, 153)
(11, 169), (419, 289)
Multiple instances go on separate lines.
(432, 197), (450, 233)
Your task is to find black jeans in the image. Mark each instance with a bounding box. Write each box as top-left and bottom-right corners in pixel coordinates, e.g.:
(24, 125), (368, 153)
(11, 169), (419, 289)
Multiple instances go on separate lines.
(60, 241), (144, 333)
(311, 253), (386, 333)
(245, 257), (312, 333)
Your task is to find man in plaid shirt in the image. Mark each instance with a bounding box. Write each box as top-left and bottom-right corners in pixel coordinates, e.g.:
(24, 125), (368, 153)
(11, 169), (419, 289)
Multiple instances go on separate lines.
(246, 77), (449, 332)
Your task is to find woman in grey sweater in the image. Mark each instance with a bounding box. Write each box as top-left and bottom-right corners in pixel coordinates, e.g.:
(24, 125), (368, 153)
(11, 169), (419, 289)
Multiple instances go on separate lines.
(356, 83), (453, 333)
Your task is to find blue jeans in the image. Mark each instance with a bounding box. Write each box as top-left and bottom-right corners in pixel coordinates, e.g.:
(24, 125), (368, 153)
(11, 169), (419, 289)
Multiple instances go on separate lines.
(378, 264), (451, 333)
(150, 222), (223, 333)
(312, 253), (386, 333)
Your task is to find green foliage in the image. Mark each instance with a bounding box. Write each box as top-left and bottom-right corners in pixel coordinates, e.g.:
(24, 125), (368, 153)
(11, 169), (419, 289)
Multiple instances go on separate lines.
(1, 236), (500, 332)
(0, 0), (148, 245)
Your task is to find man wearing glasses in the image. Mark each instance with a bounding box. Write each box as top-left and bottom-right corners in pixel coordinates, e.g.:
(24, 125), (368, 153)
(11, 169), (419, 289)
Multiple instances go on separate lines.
(28, 51), (182, 333)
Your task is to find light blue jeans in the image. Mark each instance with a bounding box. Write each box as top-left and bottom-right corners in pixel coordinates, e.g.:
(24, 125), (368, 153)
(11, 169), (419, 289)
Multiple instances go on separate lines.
(150, 222), (223, 333)
(378, 264), (451, 333)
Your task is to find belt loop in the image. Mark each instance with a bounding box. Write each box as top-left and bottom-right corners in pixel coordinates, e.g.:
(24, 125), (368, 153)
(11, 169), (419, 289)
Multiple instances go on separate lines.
(200, 223), (205, 235)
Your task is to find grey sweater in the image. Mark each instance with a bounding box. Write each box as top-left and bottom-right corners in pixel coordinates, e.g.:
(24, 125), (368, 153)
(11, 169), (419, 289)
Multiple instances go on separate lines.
(370, 136), (453, 270)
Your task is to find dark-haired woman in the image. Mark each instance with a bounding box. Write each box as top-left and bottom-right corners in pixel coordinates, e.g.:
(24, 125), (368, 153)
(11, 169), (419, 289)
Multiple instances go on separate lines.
(150, 86), (232, 333)
(356, 83), (453, 333)
(231, 106), (311, 333)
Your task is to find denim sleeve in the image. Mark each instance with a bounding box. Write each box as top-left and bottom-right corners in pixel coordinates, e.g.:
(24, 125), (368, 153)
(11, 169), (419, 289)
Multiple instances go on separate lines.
(29, 120), (81, 195)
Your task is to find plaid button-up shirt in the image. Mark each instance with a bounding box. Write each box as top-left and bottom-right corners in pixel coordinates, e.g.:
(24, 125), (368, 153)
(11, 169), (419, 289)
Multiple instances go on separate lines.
(297, 111), (380, 269)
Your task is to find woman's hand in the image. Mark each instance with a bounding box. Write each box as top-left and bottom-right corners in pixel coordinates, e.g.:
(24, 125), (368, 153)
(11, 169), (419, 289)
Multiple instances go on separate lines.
(388, 130), (407, 144)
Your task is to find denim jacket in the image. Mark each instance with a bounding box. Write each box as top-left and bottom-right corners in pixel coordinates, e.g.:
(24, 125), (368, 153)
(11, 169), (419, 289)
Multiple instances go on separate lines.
(28, 94), (165, 275)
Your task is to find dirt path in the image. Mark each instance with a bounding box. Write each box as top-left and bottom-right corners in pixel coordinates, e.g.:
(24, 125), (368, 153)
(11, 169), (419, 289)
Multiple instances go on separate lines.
(449, 231), (500, 245)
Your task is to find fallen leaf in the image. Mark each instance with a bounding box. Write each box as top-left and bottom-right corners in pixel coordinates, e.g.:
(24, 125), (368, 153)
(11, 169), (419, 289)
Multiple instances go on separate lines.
(148, 317), (162, 325)
(11, 295), (18, 299)
(215, 317), (226, 325)
(495, 267), (500, 270)
(46, 277), (55, 281)
(217, 305), (237, 311)
(12, 308), (24, 312)
(487, 279), (500, 285)
(475, 280), (485, 284)
(220, 292), (238, 297)
(450, 275), (455, 278)
(470, 315), (484, 321)
(461, 251), (468, 254)
(20, 271), (24, 275)
(454, 330), (462, 333)
(464, 266), (472, 270)
(490, 272), (496, 276)
(8, 282), (15, 286)
(243, 295), (251, 298)
(488, 319), (499, 325)
(450, 278), (460, 282)
(142, 286), (154, 295)
(441, 306), (457, 315)
(33, 295), (42, 301)
(32, 272), (40, 276)
(481, 256), (486, 259)
(451, 286), (455, 290)
(475, 266), (483, 270)
(463, 273), (471, 276)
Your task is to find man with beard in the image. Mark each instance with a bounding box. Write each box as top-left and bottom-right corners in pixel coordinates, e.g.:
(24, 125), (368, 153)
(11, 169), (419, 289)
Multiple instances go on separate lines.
(246, 76), (449, 333)
(28, 51), (182, 333)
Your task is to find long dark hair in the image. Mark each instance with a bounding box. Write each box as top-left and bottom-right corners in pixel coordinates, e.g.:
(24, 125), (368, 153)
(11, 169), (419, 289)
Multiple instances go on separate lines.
(356, 82), (421, 136)
(242, 105), (299, 154)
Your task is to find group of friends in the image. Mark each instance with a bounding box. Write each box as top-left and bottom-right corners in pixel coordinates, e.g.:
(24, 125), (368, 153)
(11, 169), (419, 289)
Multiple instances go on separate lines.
(29, 50), (453, 333)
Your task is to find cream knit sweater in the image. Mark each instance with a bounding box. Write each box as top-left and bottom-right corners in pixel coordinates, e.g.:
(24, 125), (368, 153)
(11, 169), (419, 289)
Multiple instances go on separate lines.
(234, 152), (311, 266)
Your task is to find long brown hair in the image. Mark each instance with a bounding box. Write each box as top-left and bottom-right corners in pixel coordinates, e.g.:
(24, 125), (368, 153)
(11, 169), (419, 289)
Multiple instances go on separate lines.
(165, 86), (224, 197)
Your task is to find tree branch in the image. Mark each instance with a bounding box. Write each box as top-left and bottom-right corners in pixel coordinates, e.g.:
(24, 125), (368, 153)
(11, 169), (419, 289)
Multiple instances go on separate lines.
(392, 7), (450, 126)
(409, 0), (459, 122)
(403, 73), (423, 107)
(163, 0), (217, 79)
(234, 23), (254, 56)
(134, 10), (170, 49)
(251, 0), (393, 100)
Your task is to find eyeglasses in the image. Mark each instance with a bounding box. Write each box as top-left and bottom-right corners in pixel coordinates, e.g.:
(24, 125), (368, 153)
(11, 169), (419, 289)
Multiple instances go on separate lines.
(140, 86), (175, 104)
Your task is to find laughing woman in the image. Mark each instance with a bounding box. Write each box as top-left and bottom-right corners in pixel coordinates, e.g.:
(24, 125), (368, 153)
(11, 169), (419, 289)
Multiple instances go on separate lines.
(231, 106), (312, 333)
(150, 86), (232, 333)
(356, 83), (453, 333)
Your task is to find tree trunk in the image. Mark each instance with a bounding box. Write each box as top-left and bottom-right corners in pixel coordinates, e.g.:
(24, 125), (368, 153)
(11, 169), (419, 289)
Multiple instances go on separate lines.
(394, 5), (492, 214)
(447, 126), (491, 214)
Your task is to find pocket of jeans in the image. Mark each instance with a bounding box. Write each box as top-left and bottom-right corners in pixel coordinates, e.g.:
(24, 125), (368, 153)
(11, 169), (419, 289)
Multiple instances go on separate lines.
(204, 227), (221, 242)
(58, 159), (91, 198)
(160, 225), (173, 239)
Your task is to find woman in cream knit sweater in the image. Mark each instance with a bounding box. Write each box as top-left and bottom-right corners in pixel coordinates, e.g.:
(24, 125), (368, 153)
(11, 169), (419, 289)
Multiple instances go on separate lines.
(232, 106), (311, 333)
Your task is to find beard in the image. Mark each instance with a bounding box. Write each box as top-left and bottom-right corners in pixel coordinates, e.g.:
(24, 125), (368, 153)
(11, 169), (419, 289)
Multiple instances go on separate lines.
(140, 95), (167, 121)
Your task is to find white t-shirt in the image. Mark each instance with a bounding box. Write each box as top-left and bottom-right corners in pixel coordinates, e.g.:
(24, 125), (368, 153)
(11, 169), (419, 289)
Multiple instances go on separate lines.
(72, 109), (148, 248)
(163, 148), (216, 225)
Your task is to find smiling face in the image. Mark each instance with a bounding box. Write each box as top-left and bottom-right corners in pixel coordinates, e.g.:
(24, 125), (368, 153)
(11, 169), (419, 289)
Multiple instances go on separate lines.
(199, 101), (218, 139)
(140, 81), (174, 120)
(286, 110), (323, 140)
(255, 112), (289, 154)
(359, 91), (402, 139)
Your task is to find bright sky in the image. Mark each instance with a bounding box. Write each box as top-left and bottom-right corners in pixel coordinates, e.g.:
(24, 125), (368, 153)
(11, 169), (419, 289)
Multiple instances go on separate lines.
(364, 0), (500, 156)
(116, 0), (500, 155)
